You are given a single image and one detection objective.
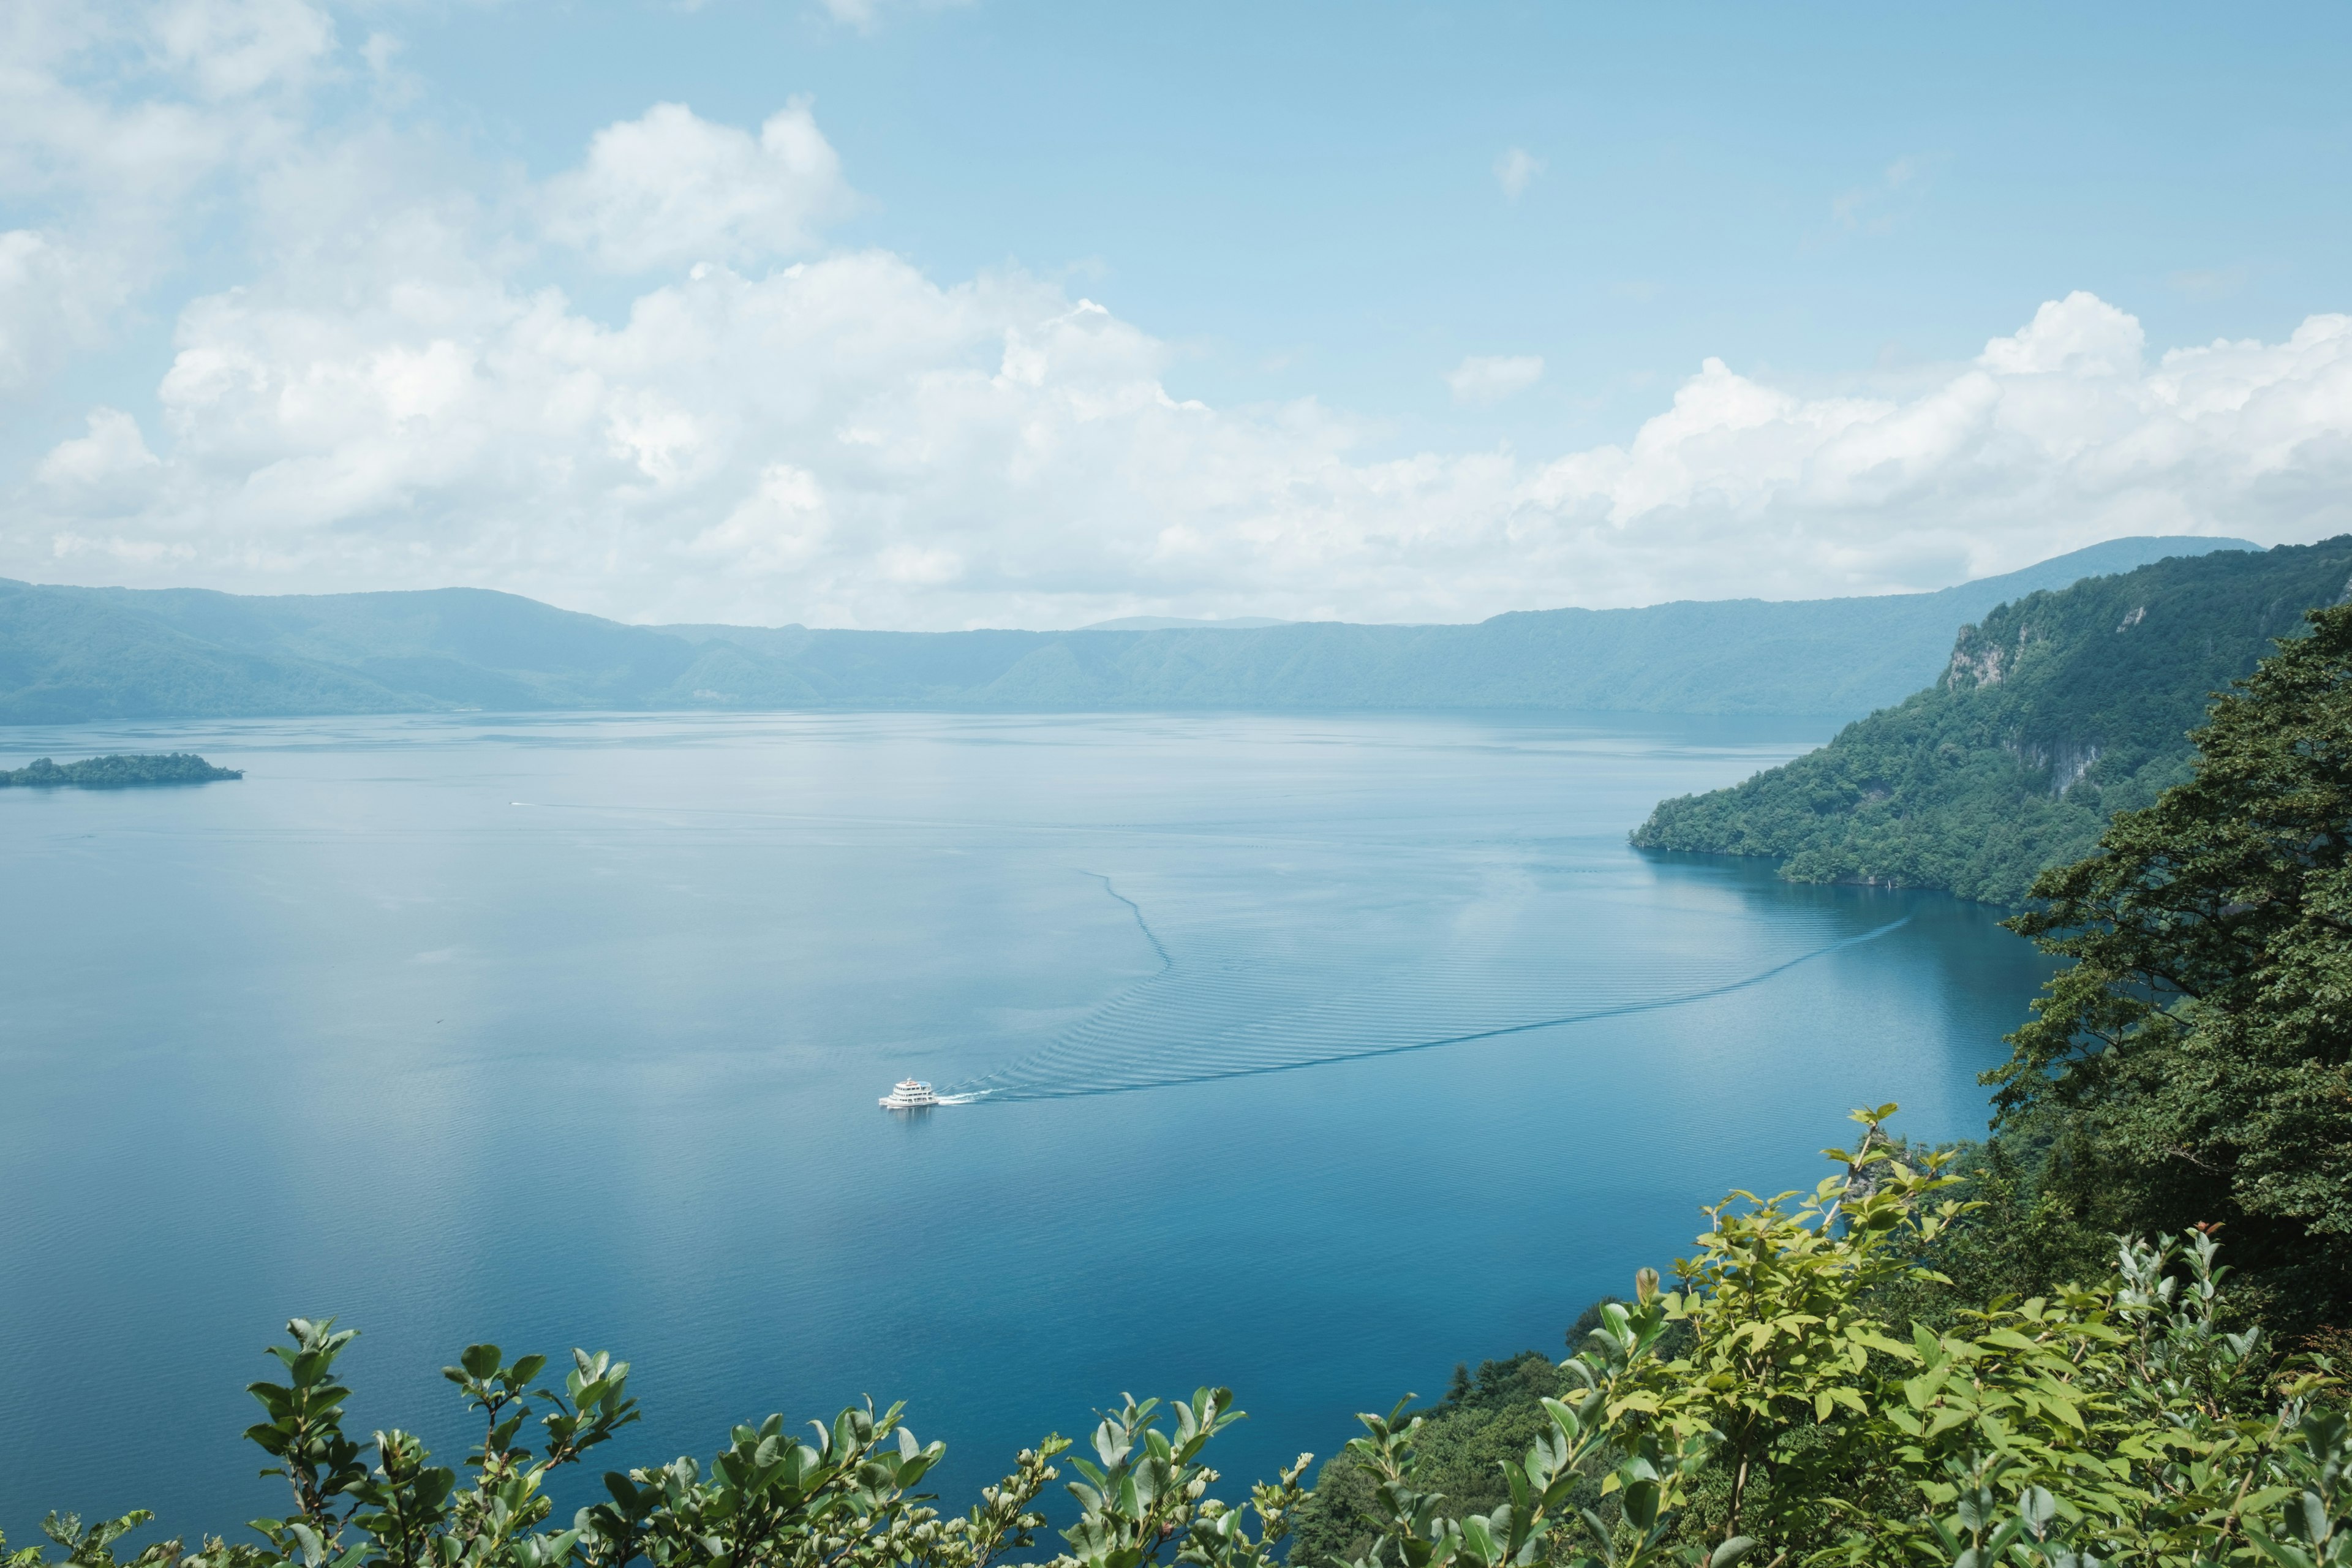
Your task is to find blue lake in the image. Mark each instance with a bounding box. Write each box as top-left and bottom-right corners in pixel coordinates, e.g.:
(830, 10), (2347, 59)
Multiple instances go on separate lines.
(0, 710), (2054, 1536)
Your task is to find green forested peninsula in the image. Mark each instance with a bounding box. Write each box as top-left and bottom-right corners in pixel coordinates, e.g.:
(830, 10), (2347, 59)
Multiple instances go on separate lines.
(0, 537), (2241, 724)
(0, 753), (241, 788)
(12, 619), (2352, 1567)
(1632, 537), (2352, 904)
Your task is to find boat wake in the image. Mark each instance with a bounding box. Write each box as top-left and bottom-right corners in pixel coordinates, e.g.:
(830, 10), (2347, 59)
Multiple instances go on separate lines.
(935, 872), (1914, 1104)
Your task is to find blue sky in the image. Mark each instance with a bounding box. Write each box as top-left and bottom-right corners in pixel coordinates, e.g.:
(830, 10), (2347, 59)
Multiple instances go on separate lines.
(375, 2), (2352, 437)
(6, 1), (2351, 627)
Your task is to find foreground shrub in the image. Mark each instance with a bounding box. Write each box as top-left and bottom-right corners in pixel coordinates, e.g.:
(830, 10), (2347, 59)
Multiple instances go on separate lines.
(1, 1336), (1301, 1568)
(6, 1109), (2345, 1567)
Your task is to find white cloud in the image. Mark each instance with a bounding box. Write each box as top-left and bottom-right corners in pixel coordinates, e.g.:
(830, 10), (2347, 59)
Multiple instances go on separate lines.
(37, 406), (159, 487)
(361, 30), (399, 76)
(540, 100), (852, 273)
(4, 39), (2352, 630)
(149, 0), (334, 100)
(1494, 146), (1543, 200)
(693, 462), (831, 570)
(1829, 156), (1923, 236)
(1518, 312), (2352, 574)
(0, 0), (330, 401)
(0, 229), (121, 393)
(1978, 290), (2143, 377)
(26, 228), (2352, 628)
(1446, 353), (1544, 407)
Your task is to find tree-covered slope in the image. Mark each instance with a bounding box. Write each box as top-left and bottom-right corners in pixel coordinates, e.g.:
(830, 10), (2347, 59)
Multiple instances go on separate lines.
(0, 753), (241, 787)
(0, 535), (2248, 723)
(0, 578), (418, 723)
(1632, 537), (2352, 904)
(0, 581), (829, 722)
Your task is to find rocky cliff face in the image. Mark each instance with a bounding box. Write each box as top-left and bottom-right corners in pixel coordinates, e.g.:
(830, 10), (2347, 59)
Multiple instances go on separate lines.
(1943, 618), (2041, 690)
(2005, 739), (2102, 796)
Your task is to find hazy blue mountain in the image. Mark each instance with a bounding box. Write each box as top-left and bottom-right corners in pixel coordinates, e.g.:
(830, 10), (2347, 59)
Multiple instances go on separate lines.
(666, 535), (2249, 714)
(1077, 615), (1295, 631)
(0, 535), (2253, 724)
(1634, 537), (2352, 903)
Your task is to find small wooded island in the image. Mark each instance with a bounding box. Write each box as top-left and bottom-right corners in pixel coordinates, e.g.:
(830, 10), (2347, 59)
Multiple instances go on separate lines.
(0, 752), (243, 788)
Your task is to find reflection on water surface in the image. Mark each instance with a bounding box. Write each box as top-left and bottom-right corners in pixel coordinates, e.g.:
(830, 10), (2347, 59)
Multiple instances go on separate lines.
(0, 711), (2053, 1534)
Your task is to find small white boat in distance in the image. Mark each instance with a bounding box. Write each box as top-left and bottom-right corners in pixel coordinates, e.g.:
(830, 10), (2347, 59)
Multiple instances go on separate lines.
(880, 1078), (940, 1110)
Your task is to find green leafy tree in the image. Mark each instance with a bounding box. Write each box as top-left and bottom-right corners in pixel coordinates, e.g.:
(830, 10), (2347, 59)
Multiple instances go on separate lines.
(1315, 1111), (2348, 1567)
(1993, 601), (2352, 1322)
(2, 1513), (191, 1568)
(1057, 1389), (1306, 1568)
(1288, 1357), (1581, 1567)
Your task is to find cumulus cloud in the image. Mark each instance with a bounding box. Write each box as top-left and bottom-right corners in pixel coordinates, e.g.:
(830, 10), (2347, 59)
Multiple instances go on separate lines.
(0, 229), (119, 393)
(1978, 290), (2143, 376)
(540, 100), (852, 272)
(25, 213), (2352, 628)
(1516, 306), (2352, 573)
(149, 0), (334, 100)
(1494, 146), (1542, 200)
(37, 406), (159, 486)
(5, 19), (2352, 628)
(0, 0), (330, 400)
(1446, 353), (1544, 406)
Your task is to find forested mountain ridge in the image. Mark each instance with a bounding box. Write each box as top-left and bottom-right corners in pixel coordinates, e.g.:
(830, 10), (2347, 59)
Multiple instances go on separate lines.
(661, 535), (2242, 715)
(0, 536), (2246, 723)
(1633, 536), (2352, 904)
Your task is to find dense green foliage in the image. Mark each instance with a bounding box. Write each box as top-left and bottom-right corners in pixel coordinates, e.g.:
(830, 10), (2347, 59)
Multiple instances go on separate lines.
(1977, 600), (2352, 1329)
(0, 753), (241, 788)
(0, 538), (2237, 723)
(1634, 538), (2352, 905)
(10, 1118), (2346, 1568)
(2, 1325), (1301, 1568)
(1289, 1358), (1579, 1567)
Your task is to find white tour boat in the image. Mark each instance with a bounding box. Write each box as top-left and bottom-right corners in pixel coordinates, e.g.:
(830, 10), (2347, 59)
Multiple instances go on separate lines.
(880, 1078), (941, 1110)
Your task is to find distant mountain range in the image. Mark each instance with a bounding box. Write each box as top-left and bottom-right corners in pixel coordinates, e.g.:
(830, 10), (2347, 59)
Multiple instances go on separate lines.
(1077, 615), (1295, 631)
(0, 535), (2253, 725)
(1634, 536), (2352, 904)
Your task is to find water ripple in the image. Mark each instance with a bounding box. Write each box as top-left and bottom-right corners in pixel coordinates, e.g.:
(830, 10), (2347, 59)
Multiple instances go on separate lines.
(941, 875), (1913, 1102)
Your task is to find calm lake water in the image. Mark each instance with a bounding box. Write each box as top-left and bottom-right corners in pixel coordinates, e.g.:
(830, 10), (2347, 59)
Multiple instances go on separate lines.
(0, 710), (2054, 1536)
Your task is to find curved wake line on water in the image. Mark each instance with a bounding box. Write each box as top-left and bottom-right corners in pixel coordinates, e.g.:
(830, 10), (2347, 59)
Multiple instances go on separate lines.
(943, 914), (1915, 1104)
(1083, 871), (1172, 973)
